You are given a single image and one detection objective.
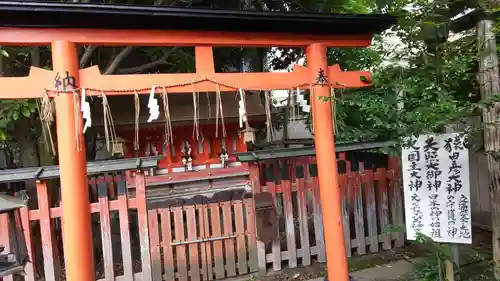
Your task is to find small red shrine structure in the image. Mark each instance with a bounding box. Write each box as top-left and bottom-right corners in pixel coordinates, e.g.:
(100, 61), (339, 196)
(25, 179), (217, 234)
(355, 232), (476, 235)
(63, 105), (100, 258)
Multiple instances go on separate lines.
(0, 2), (395, 281)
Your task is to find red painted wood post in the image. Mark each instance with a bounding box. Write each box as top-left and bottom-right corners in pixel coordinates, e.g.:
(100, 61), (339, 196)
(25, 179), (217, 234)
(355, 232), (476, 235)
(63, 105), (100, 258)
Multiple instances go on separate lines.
(37, 180), (61, 281)
(98, 178), (115, 281)
(116, 176), (134, 281)
(0, 213), (13, 281)
(307, 43), (349, 281)
(19, 207), (35, 281)
(135, 171), (152, 281)
(52, 40), (94, 281)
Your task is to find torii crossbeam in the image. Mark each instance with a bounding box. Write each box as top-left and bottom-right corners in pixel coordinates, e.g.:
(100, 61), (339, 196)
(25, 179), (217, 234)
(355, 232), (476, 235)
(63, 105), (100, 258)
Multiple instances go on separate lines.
(0, 2), (395, 281)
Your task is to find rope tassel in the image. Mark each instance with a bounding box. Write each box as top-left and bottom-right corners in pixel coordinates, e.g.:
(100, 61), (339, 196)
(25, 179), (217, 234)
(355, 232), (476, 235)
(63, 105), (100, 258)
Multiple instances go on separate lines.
(37, 90), (56, 155)
(162, 87), (173, 146)
(215, 83), (227, 139)
(101, 91), (118, 152)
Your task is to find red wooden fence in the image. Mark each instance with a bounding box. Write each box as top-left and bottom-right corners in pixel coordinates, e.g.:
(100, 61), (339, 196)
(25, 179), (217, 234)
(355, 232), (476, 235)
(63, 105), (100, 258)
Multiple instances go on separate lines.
(250, 154), (404, 272)
(0, 153), (405, 281)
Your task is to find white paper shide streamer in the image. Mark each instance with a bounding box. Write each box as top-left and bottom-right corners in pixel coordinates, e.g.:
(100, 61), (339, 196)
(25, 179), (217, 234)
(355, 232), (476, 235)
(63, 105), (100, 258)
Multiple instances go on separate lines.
(80, 88), (92, 133)
(238, 88), (247, 128)
(148, 86), (160, 123)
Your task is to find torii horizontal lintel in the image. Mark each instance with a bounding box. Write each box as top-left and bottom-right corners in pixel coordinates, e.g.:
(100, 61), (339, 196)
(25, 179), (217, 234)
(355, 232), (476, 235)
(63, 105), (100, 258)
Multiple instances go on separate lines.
(0, 64), (371, 99)
(0, 27), (373, 47)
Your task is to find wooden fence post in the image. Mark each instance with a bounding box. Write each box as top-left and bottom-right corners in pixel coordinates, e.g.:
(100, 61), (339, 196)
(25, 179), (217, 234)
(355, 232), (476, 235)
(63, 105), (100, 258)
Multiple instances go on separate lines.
(135, 171), (152, 281)
(249, 162), (267, 275)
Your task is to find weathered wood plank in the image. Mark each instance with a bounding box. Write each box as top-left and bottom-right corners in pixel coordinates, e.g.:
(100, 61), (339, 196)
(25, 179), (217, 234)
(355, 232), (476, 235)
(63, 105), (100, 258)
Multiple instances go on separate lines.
(221, 201), (236, 277)
(159, 209), (175, 281)
(37, 180), (60, 281)
(376, 168), (391, 250)
(296, 176), (310, 266)
(173, 207), (188, 281)
(352, 172), (366, 255)
(136, 172), (152, 281)
(233, 201), (248, 274)
(244, 199), (259, 273)
(147, 209), (162, 281)
(197, 204), (212, 281)
(266, 169), (281, 271)
(363, 170), (379, 253)
(282, 172), (297, 268)
(340, 173), (352, 258)
(186, 206), (201, 281)
(310, 174), (326, 262)
(20, 208), (35, 281)
(209, 204), (225, 279)
(117, 178), (134, 281)
(0, 213), (13, 281)
(98, 180), (115, 281)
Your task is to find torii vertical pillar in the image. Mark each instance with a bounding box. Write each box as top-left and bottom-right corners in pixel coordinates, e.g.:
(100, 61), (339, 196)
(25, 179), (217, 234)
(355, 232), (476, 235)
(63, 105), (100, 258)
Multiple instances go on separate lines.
(52, 41), (95, 281)
(307, 43), (349, 281)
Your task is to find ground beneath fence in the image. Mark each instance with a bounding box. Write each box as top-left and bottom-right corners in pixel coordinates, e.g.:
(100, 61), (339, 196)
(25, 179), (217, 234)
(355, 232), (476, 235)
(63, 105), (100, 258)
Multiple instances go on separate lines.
(253, 229), (495, 281)
(253, 243), (425, 281)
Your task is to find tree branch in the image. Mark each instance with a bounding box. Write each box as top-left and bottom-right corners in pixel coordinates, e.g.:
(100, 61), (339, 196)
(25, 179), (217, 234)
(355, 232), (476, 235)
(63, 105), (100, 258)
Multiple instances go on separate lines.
(104, 46), (134, 75)
(116, 47), (180, 74)
(80, 46), (97, 68)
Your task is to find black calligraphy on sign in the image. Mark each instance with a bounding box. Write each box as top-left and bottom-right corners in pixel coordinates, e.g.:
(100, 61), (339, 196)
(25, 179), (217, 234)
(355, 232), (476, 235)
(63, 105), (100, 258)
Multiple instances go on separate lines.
(54, 71), (77, 90)
(429, 193), (442, 238)
(446, 194), (457, 238)
(407, 139), (423, 192)
(410, 193), (424, 233)
(424, 136), (442, 192)
(444, 137), (464, 194)
(458, 194), (471, 239)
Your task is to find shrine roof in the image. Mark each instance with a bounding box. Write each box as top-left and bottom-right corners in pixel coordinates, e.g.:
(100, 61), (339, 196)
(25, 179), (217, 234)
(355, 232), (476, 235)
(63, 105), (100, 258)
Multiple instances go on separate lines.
(0, 1), (395, 36)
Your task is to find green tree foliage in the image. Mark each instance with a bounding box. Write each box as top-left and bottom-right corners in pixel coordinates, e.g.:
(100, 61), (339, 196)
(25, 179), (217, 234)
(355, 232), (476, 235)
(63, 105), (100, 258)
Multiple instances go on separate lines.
(327, 0), (492, 144)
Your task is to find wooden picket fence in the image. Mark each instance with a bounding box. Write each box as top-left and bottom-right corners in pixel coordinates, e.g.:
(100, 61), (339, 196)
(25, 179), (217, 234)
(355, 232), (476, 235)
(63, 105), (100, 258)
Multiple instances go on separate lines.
(251, 153), (405, 271)
(147, 199), (259, 281)
(0, 172), (151, 281)
(0, 152), (405, 281)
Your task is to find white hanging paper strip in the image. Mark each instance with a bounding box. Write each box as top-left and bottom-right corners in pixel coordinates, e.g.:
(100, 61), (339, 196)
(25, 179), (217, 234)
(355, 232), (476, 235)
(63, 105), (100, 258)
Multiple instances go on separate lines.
(302, 104), (311, 113)
(297, 93), (304, 103)
(80, 88), (92, 133)
(238, 88), (247, 128)
(147, 86), (160, 123)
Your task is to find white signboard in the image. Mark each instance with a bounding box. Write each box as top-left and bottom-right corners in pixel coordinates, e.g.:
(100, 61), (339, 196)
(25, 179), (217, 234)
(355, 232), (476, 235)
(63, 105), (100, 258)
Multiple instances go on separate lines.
(402, 133), (472, 244)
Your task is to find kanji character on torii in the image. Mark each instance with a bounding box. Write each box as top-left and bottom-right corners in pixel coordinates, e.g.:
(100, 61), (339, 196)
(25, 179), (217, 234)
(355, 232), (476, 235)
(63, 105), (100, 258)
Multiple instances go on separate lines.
(0, 2), (395, 281)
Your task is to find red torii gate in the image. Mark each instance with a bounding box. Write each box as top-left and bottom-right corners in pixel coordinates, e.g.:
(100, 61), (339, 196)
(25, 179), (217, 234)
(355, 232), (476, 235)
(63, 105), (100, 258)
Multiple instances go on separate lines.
(0, 2), (395, 281)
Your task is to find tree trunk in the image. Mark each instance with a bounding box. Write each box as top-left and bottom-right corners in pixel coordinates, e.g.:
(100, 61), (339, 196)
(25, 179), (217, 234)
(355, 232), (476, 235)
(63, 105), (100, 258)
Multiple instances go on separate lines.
(477, 18), (500, 278)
